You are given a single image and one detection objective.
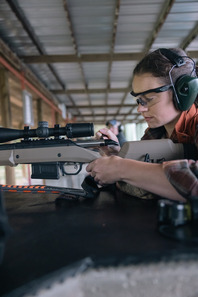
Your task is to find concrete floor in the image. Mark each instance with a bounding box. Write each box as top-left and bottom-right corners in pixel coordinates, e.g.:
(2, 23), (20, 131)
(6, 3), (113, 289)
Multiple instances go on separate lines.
(25, 259), (198, 297)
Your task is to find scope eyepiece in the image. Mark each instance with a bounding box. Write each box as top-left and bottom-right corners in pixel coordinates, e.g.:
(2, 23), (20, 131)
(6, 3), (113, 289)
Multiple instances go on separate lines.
(0, 122), (94, 143)
(65, 123), (94, 138)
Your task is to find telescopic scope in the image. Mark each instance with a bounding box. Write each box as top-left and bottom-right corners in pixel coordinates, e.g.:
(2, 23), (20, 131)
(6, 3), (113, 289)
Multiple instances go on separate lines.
(0, 122), (94, 143)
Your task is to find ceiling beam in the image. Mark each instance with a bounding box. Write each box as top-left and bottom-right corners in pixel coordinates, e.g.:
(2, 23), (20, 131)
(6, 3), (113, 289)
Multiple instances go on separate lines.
(20, 51), (198, 64)
(72, 111), (139, 117)
(62, 0), (87, 117)
(51, 87), (131, 94)
(20, 52), (144, 64)
(180, 22), (198, 50)
(6, 0), (65, 90)
(0, 39), (60, 107)
(67, 104), (136, 109)
(113, 0), (175, 119)
(104, 0), (121, 118)
(189, 51), (198, 59)
(69, 117), (144, 125)
(116, 0), (176, 122)
(144, 0), (175, 53)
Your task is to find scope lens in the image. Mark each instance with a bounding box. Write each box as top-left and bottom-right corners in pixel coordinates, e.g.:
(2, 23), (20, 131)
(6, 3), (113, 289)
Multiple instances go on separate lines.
(66, 123), (94, 138)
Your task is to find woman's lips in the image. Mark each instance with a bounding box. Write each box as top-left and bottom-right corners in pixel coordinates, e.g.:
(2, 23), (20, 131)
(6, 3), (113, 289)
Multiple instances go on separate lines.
(144, 116), (153, 122)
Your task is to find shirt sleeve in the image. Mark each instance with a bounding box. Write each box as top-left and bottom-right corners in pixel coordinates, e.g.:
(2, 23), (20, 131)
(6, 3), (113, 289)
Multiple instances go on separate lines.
(163, 159), (198, 199)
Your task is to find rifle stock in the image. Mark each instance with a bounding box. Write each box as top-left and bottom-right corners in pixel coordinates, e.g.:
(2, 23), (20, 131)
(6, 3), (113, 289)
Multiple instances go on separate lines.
(118, 139), (184, 162)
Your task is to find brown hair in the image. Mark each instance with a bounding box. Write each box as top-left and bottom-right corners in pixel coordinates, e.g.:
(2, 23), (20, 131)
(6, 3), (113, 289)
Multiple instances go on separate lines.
(133, 48), (198, 106)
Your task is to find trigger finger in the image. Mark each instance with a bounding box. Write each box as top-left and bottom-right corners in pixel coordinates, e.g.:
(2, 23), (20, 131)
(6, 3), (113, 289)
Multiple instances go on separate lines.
(86, 162), (93, 172)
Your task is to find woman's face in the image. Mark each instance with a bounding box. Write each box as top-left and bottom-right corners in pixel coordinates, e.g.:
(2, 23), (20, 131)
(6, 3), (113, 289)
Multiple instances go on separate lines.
(132, 73), (181, 128)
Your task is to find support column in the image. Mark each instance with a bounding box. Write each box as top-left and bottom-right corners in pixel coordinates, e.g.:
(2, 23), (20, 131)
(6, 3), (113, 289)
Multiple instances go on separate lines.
(55, 111), (59, 124)
(0, 67), (15, 184)
(37, 98), (43, 123)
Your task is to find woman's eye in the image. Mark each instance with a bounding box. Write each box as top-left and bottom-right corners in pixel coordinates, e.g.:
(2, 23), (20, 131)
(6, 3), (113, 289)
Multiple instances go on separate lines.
(145, 97), (153, 102)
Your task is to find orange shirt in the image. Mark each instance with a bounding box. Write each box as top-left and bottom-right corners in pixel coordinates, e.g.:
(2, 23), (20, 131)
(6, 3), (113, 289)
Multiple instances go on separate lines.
(173, 104), (198, 144)
(142, 104), (198, 198)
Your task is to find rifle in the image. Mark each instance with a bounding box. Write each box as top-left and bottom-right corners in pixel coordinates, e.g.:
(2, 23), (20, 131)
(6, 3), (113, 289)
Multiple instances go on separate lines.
(0, 121), (118, 199)
(0, 121), (195, 199)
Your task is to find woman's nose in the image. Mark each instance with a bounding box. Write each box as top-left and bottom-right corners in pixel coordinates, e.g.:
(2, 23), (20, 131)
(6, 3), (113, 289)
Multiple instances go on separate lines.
(137, 104), (148, 112)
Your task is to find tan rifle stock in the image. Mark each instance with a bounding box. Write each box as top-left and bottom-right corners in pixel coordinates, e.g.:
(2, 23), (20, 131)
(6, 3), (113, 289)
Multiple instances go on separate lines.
(118, 139), (184, 162)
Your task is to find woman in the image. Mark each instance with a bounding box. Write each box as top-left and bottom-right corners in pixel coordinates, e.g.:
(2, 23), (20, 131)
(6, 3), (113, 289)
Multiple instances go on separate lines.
(86, 48), (198, 201)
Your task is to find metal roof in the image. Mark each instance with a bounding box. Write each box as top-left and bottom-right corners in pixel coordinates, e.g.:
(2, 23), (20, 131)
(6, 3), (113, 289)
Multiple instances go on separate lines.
(0, 0), (197, 124)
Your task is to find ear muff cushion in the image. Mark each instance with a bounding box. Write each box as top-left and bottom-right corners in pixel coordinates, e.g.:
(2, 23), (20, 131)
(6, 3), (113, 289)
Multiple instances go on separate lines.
(174, 75), (198, 111)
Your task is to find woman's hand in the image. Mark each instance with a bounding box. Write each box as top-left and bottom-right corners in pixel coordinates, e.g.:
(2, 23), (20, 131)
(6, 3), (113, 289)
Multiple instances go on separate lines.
(96, 128), (121, 156)
(86, 155), (122, 185)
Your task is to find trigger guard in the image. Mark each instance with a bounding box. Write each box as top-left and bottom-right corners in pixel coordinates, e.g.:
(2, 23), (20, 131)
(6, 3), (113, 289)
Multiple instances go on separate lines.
(61, 162), (82, 175)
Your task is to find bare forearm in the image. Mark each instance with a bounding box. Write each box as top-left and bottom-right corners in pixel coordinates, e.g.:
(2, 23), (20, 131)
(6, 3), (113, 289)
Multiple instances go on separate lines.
(119, 159), (186, 202)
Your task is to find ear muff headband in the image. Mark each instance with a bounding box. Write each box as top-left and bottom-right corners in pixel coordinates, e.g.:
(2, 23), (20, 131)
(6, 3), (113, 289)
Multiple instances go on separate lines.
(160, 48), (186, 67)
(159, 48), (198, 111)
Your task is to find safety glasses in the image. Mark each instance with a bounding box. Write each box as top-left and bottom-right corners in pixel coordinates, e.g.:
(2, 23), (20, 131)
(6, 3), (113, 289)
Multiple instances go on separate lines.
(130, 84), (173, 106)
(130, 84), (173, 98)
